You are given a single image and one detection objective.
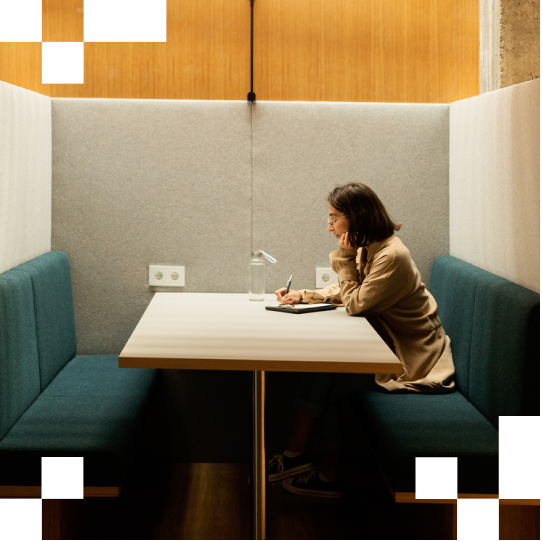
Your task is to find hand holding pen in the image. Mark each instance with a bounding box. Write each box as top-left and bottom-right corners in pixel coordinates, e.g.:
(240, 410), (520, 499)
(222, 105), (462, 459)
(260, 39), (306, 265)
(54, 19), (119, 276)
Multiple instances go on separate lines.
(275, 276), (302, 305)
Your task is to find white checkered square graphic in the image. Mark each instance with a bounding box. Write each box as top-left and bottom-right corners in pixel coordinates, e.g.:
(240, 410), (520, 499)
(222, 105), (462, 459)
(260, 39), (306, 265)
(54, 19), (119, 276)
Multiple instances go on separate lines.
(84, 0), (167, 42)
(0, 499), (42, 540)
(0, 0), (42, 42)
(42, 457), (84, 499)
(457, 499), (499, 540)
(42, 42), (84, 84)
(499, 416), (541, 499)
(415, 456), (457, 499)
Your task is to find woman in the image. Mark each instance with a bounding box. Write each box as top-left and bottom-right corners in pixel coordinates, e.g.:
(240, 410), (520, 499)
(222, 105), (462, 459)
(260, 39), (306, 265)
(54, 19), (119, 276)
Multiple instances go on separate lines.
(268, 182), (455, 498)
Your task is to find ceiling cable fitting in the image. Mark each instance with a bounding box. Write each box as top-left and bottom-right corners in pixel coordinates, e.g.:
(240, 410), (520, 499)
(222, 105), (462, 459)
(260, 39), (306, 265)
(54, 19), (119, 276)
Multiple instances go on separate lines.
(248, 0), (256, 104)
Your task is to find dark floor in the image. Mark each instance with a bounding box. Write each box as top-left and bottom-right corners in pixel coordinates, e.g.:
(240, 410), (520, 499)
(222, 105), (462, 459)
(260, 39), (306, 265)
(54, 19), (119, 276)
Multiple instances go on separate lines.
(52, 463), (453, 540)
(46, 403), (456, 540)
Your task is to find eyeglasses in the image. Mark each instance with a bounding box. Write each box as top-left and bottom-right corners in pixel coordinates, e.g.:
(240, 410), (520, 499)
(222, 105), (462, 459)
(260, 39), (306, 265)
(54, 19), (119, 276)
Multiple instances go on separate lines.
(327, 215), (347, 225)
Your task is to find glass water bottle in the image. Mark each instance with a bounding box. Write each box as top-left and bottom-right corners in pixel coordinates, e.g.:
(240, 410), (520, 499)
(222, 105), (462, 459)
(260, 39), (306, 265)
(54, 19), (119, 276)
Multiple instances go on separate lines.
(249, 250), (277, 301)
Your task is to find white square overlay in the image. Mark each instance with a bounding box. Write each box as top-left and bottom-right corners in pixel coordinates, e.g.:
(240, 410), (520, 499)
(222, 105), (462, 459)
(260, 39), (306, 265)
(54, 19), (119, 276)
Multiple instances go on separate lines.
(84, 0), (167, 42)
(42, 457), (84, 499)
(0, 0), (42, 42)
(42, 42), (84, 84)
(415, 456), (458, 499)
(0, 499), (42, 541)
(499, 416), (542, 499)
(457, 499), (499, 540)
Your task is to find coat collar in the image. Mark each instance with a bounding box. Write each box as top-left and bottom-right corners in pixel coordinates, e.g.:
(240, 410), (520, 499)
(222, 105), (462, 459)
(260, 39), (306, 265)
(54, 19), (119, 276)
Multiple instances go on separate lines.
(364, 234), (396, 264)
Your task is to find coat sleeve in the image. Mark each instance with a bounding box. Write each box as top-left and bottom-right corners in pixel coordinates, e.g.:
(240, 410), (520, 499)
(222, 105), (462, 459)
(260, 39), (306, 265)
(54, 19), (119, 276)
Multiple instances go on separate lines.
(331, 247), (409, 316)
(298, 284), (343, 305)
(298, 248), (357, 305)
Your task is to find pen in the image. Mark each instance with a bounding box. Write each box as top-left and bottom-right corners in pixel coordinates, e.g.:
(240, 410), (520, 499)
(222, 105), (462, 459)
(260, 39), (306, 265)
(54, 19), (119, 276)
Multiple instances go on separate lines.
(279, 275), (293, 307)
(285, 275), (293, 296)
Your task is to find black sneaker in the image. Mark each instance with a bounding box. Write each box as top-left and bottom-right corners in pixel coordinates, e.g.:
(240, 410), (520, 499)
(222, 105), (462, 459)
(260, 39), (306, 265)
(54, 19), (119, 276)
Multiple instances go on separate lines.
(267, 453), (314, 482)
(282, 470), (343, 498)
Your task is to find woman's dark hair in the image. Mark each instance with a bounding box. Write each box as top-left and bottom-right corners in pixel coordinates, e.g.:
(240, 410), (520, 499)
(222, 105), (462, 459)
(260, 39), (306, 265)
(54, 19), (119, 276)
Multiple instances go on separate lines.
(327, 183), (402, 248)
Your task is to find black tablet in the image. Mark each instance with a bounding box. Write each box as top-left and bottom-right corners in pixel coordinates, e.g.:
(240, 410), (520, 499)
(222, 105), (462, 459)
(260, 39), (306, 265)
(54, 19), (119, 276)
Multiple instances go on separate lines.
(265, 303), (338, 314)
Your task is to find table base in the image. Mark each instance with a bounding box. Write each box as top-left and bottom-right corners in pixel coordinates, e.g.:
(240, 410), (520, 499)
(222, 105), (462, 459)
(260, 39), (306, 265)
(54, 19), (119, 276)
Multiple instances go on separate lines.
(252, 371), (266, 540)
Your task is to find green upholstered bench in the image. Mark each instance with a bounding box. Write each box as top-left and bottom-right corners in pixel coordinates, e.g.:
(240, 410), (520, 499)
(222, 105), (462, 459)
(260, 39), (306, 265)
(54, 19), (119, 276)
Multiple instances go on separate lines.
(0, 251), (157, 497)
(353, 255), (540, 502)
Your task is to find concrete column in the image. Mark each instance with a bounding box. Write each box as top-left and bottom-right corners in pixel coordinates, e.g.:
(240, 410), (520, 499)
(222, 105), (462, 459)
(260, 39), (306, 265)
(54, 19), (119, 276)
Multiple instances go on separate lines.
(480, 0), (540, 94)
(500, 0), (540, 88)
(480, 0), (502, 93)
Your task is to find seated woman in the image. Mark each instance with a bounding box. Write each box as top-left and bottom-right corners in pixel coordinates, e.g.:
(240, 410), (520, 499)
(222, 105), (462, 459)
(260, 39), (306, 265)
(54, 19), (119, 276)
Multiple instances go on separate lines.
(268, 182), (455, 498)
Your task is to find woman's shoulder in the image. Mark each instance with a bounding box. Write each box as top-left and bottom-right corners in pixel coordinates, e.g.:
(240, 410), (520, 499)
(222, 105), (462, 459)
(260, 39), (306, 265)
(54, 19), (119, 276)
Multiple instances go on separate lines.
(388, 235), (411, 256)
(370, 236), (416, 277)
(374, 235), (411, 262)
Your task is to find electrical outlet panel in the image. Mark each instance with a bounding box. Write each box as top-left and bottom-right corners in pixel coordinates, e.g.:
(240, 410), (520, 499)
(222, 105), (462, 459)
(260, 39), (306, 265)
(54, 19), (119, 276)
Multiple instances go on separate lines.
(149, 265), (185, 287)
(316, 267), (338, 289)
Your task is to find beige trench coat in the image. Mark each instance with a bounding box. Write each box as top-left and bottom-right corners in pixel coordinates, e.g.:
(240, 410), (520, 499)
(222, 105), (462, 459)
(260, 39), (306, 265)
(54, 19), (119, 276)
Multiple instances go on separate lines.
(299, 235), (455, 393)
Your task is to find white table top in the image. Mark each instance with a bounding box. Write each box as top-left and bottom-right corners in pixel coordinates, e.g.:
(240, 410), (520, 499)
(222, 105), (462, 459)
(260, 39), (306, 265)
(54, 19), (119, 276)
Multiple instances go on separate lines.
(119, 293), (402, 374)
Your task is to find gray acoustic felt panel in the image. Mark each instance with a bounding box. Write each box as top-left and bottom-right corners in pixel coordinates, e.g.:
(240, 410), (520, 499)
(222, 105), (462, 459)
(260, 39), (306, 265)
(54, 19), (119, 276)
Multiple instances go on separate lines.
(52, 99), (252, 355)
(251, 102), (450, 295)
(50, 98), (451, 463)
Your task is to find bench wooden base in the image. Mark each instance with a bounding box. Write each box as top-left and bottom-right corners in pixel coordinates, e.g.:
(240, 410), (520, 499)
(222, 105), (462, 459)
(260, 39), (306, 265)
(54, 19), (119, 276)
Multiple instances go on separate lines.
(382, 466), (540, 541)
(392, 490), (540, 540)
(0, 486), (121, 498)
(0, 486), (121, 539)
(394, 492), (540, 505)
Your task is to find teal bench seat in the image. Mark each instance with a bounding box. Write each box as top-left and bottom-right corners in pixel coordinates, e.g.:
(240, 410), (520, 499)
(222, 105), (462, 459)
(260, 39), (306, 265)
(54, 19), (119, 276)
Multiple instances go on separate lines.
(355, 389), (499, 494)
(0, 251), (157, 490)
(353, 255), (539, 497)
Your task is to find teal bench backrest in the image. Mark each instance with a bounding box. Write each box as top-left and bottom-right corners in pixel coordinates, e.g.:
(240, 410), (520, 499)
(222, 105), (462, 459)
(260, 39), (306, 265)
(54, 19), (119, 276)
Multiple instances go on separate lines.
(12, 251), (77, 391)
(430, 256), (540, 427)
(0, 271), (41, 439)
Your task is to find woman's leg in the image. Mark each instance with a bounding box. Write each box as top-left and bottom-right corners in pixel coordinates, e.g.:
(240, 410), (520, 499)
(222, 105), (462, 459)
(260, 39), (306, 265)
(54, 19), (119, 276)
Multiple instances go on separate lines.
(286, 372), (377, 455)
(278, 372), (380, 494)
(267, 374), (334, 482)
(286, 372), (338, 453)
(320, 452), (339, 481)
(314, 397), (342, 480)
(285, 411), (317, 453)
(311, 373), (379, 479)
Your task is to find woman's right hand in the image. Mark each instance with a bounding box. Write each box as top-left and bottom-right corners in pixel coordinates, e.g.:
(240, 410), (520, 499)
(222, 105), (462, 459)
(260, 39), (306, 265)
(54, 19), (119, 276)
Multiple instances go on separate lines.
(275, 288), (302, 305)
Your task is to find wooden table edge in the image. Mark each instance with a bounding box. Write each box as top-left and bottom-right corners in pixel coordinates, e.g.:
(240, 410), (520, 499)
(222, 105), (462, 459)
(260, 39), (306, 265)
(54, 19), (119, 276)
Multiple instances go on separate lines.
(118, 356), (403, 374)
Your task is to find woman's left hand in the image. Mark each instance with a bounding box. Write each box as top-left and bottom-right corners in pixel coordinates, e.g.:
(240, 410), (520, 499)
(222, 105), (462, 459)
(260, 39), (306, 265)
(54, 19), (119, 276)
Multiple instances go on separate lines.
(339, 232), (354, 250)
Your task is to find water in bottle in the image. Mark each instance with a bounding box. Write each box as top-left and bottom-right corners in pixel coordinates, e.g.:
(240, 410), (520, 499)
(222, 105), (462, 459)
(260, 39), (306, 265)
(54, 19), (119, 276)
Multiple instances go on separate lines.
(249, 250), (277, 301)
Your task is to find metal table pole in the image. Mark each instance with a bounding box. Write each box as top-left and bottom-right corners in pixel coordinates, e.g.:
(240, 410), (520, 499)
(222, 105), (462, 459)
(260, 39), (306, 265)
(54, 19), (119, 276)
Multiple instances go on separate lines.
(252, 371), (266, 539)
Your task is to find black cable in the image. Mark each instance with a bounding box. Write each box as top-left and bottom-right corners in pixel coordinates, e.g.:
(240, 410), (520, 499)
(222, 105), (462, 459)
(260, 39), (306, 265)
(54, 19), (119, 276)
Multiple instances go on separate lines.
(248, 0), (256, 103)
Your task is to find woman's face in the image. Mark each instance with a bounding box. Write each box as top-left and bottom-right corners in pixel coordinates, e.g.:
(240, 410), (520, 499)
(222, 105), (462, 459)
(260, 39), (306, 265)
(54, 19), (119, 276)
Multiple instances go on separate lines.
(327, 203), (349, 239)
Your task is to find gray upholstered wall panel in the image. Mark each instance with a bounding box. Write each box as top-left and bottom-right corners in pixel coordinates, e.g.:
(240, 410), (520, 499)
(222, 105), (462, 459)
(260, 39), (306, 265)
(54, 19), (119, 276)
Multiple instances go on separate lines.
(52, 99), (252, 355)
(251, 102), (450, 294)
(0, 82), (51, 274)
(450, 79), (540, 293)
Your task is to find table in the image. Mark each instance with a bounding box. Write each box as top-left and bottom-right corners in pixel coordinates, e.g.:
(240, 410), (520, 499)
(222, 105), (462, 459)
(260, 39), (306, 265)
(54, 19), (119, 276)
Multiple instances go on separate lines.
(119, 293), (402, 539)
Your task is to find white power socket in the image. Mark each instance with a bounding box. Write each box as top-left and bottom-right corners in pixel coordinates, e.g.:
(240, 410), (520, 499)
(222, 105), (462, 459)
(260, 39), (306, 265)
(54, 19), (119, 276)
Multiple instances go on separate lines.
(149, 265), (185, 287)
(316, 267), (338, 288)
